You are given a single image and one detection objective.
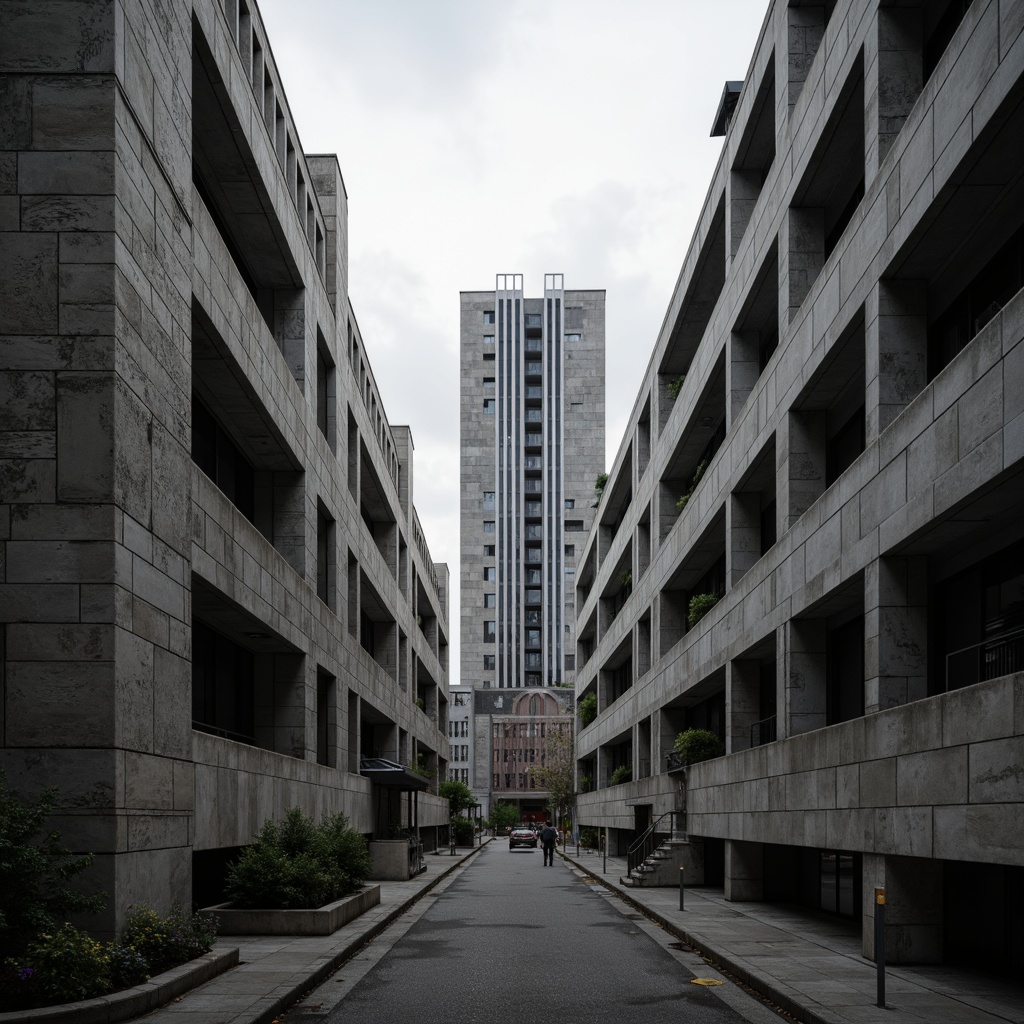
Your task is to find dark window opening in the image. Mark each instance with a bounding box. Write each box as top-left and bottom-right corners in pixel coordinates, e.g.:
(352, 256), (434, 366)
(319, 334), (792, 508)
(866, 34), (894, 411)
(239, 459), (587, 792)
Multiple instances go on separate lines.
(928, 225), (1024, 379)
(192, 395), (255, 521)
(360, 611), (375, 657)
(192, 620), (255, 743)
(924, 0), (972, 82)
(827, 615), (864, 724)
(826, 405), (865, 486)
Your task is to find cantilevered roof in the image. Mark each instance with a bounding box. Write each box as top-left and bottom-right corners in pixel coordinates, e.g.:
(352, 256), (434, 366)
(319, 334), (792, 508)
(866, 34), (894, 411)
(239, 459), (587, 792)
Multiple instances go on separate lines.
(359, 758), (430, 791)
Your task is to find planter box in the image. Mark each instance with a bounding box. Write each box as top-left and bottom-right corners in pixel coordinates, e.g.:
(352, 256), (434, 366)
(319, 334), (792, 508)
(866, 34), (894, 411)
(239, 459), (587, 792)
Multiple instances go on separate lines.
(0, 948), (238, 1024)
(369, 839), (418, 880)
(204, 884), (380, 936)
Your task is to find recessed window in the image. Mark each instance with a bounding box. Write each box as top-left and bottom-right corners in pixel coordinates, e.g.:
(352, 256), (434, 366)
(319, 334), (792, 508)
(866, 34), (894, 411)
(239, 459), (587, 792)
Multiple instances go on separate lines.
(484, 593), (496, 608)
(483, 491), (495, 510)
(483, 399), (495, 414)
(484, 567), (496, 582)
(483, 621), (496, 641)
(483, 334), (494, 345)
(565, 520), (584, 532)
(484, 545), (495, 556)
(565, 545), (575, 557)
(564, 499), (575, 510)
(483, 520), (495, 533)
(565, 333), (581, 343)
(483, 377), (495, 390)
(483, 310), (495, 324)
(484, 655), (496, 670)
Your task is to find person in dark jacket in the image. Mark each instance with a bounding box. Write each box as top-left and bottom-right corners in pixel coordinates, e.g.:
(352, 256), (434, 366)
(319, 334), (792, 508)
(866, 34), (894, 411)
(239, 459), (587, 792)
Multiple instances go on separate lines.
(539, 822), (558, 866)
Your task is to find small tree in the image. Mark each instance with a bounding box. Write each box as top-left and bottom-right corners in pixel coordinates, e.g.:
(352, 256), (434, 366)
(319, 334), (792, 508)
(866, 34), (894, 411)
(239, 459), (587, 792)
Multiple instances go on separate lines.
(673, 728), (725, 765)
(438, 779), (474, 818)
(527, 726), (575, 830)
(490, 801), (519, 833)
(0, 772), (104, 961)
(578, 691), (598, 727)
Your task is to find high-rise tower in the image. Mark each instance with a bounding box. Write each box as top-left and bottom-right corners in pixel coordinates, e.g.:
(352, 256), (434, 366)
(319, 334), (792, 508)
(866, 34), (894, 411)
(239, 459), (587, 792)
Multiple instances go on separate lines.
(460, 276), (604, 813)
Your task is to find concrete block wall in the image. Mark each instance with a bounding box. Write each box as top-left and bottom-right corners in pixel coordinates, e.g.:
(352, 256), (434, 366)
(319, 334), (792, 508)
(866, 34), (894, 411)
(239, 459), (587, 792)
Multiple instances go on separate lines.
(574, 0), (1024, 965)
(1, 0), (449, 934)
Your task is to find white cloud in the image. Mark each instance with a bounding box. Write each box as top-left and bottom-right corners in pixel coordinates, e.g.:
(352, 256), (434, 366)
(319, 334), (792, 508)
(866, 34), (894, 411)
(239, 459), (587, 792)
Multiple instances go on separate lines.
(257, 0), (770, 681)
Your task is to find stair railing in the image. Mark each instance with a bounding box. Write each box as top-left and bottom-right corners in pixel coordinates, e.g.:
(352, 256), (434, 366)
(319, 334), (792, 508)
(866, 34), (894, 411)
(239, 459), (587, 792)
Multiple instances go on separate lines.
(626, 811), (677, 876)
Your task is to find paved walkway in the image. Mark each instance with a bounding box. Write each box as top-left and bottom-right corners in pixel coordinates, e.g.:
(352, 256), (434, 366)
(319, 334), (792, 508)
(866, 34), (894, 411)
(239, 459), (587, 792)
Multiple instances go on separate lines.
(563, 847), (1024, 1024)
(139, 843), (489, 1024)
(137, 840), (1024, 1024)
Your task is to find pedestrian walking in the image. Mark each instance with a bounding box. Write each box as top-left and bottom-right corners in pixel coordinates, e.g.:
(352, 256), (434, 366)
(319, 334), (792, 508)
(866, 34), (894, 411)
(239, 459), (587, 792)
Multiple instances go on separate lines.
(539, 822), (558, 866)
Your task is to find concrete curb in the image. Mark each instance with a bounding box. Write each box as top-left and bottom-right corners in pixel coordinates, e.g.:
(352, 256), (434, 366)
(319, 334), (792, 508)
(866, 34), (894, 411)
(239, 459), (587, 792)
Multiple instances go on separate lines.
(562, 851), (829, 1024)
(0, 949), (240, 1024)
(248, 839), (491, 1024)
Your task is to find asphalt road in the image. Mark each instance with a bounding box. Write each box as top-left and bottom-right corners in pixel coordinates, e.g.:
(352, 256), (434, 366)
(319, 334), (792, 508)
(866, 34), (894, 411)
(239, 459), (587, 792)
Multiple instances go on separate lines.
(299, 843), (780, 1024)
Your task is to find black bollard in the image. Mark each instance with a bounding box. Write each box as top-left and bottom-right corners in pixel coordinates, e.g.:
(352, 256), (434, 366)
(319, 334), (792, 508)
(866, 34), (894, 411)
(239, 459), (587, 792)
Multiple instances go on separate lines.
(874, 887), (886, 1008)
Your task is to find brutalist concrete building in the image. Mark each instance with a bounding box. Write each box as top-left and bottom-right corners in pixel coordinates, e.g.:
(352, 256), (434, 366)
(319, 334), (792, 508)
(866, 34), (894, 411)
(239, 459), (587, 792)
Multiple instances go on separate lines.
(0, 0), (449, 932)
(460, 276), (604, 813)
(575, 0), (1024, 976)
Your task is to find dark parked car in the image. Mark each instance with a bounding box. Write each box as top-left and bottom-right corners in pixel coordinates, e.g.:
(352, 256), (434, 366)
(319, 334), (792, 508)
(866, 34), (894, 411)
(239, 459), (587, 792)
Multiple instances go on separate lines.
(509, 827), (538, 849)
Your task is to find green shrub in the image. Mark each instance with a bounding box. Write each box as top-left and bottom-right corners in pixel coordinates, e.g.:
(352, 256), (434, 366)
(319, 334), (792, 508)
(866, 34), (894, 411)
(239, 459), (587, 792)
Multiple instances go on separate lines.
(4, 923), (110, 1009)
(687, 591), (720, 629)
(578, 774), (593, 793)
(610, 764), (632, 785)
(673, 728), (725, 765)
(452, 819), (475, 845)
(668, 374), (686, 399)
(108, 943), (150, 989)
(225, 808), (371, 910)
(578, 692), (598, 727)
(0, 772), (105, 962)
(439, 779), (474, 817)
(579, 826), (600, 849)
(120, 903), (216, 975)
(594, 472), (608, 496)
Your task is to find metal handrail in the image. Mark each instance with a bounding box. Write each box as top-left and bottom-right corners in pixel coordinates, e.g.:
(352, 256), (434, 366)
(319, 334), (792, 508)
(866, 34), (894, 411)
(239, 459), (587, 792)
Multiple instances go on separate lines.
(626, 811), (678, 876)
(749, 715), (777, 747)
(945, 627), (1024, 691)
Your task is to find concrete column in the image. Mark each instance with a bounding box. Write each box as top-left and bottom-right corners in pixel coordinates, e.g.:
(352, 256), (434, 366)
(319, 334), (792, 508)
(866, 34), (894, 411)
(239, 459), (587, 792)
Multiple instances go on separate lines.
(787, 5), (825, 114)
(866, 279), (928, 443)
(782, 617), (827, 736)
(778, 409), (826, 531)
(870, 7), (924, 175)
(725, 839), (764, 901)
(727, 491), (761, 586)
(726, 659), (760, 753)
(347, 690), (360, 773)
(782, 206), (824, 322)
(864, 556), (928, 713)
(862, 854), (943, 963)
(727, 331), (760, 425)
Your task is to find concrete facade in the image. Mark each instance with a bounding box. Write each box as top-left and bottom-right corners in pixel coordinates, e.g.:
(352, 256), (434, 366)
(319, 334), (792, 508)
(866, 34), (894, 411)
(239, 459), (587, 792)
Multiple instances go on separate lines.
(575, 0), (1024, 977)
(0, 0), (449, 934)
(459, 278), (604, 813)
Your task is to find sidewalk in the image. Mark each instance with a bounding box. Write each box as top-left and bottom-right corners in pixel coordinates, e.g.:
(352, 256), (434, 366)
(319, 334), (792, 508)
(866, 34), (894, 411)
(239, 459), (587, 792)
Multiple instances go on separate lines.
(561, 848), (1024, 1024)
(139, 842), (489, 1024)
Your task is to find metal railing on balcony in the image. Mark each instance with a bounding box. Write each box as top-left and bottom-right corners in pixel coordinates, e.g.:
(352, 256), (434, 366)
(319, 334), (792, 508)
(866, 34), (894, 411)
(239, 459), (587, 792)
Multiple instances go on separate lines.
(945, 627), (1024, 691)
(750, 715), (777, 747)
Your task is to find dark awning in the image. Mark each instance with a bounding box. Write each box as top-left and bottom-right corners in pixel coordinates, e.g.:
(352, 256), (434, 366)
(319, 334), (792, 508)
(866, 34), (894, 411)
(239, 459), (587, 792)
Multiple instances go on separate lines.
(359, 758), (430, 792)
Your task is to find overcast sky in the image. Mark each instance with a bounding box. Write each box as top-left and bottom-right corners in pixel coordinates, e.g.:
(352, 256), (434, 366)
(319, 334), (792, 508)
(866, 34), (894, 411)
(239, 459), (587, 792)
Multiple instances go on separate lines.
(257, 0), (770, 681)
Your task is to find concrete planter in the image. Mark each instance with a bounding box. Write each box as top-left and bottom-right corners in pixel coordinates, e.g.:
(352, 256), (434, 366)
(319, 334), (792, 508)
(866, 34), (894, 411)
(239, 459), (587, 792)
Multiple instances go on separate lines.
(204, 884), (381, 936)
(0, 948), (238, 1024)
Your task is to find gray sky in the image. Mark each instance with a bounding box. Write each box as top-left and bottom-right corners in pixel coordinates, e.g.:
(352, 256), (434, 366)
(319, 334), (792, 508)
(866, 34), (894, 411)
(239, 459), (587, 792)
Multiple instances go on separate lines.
(258, 0), (770, 681)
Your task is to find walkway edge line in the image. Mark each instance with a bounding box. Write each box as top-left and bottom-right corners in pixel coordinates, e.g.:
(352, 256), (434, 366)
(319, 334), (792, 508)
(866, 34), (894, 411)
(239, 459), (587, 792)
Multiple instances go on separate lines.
(563, 852), (829, 1024)
(249, 840), (491, 1024)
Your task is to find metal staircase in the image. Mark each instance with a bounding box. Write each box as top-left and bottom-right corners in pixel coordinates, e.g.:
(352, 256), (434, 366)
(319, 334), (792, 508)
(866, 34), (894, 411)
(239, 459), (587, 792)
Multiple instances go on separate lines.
(622, 811), (686, 888)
